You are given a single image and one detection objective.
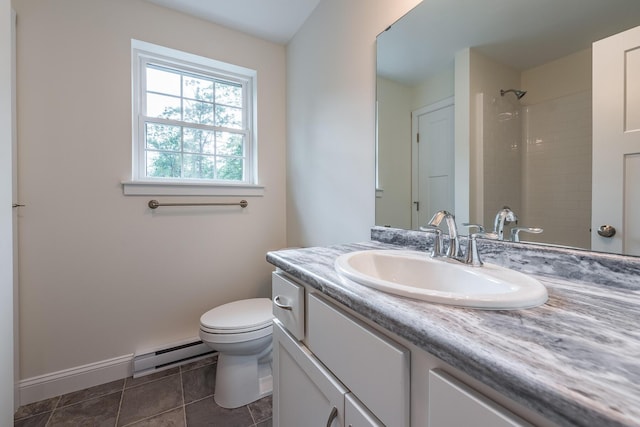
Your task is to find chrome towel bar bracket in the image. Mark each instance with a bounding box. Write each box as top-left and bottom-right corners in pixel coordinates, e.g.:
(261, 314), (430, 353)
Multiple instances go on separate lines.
(148, 200), (248, 209)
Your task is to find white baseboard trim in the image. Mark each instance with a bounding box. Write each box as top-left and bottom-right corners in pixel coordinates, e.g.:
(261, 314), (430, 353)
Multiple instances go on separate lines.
(18, 354), (133, 406)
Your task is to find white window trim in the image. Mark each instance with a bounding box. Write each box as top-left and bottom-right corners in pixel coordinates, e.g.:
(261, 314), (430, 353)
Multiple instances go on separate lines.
(122, 180), (264, 196)
(123, 39), (262, 197)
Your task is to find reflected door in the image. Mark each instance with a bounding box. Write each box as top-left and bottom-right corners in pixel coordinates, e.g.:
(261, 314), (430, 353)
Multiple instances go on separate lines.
(411, 99), (454, 229)
(592, 25), (640, 255)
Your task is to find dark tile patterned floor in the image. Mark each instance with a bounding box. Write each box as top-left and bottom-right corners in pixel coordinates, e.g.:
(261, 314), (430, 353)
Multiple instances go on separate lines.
(13, 356), (272, 427)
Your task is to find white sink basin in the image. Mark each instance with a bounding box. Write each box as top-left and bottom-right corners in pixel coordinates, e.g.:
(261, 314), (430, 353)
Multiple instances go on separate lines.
(335, 250), (547, 310)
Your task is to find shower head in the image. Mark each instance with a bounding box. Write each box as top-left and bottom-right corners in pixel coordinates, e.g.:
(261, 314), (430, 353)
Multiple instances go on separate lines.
(500, 89), (527, 100)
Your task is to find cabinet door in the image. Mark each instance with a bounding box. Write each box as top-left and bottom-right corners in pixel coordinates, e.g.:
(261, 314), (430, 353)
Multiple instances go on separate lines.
(273, 321), (348, 427)
(428, 370), (533, 427)
(307, 294), (410, 427)
(345, 393), (384, 427)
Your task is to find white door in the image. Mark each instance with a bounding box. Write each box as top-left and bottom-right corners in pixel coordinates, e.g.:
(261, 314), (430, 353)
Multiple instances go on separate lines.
(592, 25), (640, 255)
(1, 1), (16, 421)
(11, 8), (19, 410)
(412, 98), (455, 229)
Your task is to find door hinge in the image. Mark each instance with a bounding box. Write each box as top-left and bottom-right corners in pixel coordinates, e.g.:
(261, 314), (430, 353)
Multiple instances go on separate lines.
(417, 133), (420, 143)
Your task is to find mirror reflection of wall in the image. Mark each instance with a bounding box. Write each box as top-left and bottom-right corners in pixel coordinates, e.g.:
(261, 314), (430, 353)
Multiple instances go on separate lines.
(376, 67), (454, 229)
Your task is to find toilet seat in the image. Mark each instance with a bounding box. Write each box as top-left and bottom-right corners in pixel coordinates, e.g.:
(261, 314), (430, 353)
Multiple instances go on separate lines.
(200, 298), (273, 335)
(200, 323), (273, 344)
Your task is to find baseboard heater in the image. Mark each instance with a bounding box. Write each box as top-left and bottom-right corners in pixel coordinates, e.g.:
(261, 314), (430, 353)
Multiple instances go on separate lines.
(133, 338), (216, 378)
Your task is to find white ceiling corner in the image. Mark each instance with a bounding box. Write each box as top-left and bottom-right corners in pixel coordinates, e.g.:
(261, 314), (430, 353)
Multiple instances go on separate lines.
(146, 0), (322, 44)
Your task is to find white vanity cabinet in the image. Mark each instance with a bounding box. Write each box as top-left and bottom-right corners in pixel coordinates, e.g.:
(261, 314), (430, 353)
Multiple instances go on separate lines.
(272, 270), (554, 427)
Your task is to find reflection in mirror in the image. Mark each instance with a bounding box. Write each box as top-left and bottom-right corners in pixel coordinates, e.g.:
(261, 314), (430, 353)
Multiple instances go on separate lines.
(376, 0), (640, 254)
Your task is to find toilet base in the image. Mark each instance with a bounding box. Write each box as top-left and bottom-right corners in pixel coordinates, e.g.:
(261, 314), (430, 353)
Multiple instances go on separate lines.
(213, 350), (273, 408)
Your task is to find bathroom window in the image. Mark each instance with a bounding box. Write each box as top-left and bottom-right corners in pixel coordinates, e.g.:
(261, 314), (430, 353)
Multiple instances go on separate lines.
(125, 40), (262, 196)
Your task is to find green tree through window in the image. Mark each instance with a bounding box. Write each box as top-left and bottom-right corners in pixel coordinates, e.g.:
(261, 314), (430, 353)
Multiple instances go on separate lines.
(144, 64), (247, 182)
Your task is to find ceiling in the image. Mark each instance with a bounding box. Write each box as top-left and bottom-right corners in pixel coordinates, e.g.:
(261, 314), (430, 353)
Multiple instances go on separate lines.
(146, 0), (322, 44)
(378, 0), (640, 85)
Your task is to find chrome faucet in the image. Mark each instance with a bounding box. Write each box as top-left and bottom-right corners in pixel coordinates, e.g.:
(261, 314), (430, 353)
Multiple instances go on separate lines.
(493, 206), (518, 240)
(426, 210), (462, 258)
(421, 210), (485, 266)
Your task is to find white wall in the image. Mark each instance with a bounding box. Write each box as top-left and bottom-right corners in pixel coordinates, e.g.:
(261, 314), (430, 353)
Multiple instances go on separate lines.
(286, 0), (421, 247)
(375, 68), (454, 230)
(14, 0), (286, 394)
(521, 49), (591, 105)
(411, 67), (455, 111)
(1, 0), (15, 420)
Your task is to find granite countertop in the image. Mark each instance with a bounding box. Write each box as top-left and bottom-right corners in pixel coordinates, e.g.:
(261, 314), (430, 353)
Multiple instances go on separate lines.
(266, 230), (640, 427)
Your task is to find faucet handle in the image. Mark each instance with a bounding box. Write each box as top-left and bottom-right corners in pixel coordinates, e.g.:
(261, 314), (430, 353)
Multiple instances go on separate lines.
(464, 234), (484, 267)
(510, 227), (543, 242)
(420, 225), (443, 257)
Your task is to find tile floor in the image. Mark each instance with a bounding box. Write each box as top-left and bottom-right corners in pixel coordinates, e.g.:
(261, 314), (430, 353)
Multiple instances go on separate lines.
(13, 355), (272, 427)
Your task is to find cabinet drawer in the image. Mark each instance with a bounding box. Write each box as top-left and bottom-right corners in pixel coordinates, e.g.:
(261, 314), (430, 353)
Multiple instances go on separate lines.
(307, 293), (410, 427)
(271, 272), (305, 340)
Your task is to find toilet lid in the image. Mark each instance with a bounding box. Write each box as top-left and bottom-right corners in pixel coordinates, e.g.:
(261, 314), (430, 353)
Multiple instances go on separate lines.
(200, 298), (273, 332)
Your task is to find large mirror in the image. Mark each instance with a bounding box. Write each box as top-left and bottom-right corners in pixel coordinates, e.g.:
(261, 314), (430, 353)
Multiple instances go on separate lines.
(376, 0), (640, 255)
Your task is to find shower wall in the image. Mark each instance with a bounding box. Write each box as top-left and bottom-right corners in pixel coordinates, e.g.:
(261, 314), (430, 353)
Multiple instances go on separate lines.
(482, 92), (523, 229)
(468, 49), (522, 229)
(521, 91), (592, 248)
(519, 49), (592, 249)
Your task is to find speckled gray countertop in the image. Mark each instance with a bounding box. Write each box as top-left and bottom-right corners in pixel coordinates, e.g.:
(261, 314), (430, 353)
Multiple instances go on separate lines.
(266, 227), (640, 427)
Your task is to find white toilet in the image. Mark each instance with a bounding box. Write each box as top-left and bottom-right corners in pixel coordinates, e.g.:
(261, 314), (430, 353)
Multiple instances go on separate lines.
(199, 298), (274, 409)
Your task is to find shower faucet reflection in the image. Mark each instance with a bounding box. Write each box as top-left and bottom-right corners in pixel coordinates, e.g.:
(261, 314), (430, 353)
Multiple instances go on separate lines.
(491, 207), (544, 242)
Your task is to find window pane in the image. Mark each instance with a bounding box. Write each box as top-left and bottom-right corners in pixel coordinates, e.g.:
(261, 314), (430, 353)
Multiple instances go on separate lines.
(184, 76), (213, 102)
(134, 43), (255, 185)
(216, 132), (244, 156)
(146, 66), (181, 96)
(184, 128), (214, 154)
(146, 123), (181, 151)
(215, 105), (243, 129)
(215, 82), (242, 108)
(147, 93), (181, 120)
(216, 157), (244, 181)
(183, 154), (215, 179)
(184, 100), (214, 125)
(146, 151), (181, 178)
